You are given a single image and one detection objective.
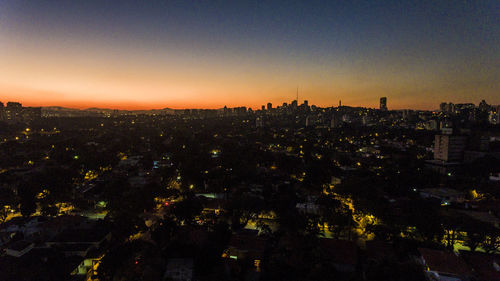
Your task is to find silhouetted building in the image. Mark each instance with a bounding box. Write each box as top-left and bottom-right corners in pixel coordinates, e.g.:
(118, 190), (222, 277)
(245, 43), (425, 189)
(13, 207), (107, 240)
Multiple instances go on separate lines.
(434, 134), (467, 162)
(5, 102), (22, 122)
(497, 106), (500, 124)
(305, 115), (312, 127)
(440, 102), (455, 113)
(380, 97), (387, 111)
(267, 103), (272, 111)
(255, 117), (263, 128)
(22, 107), (42, 122)
(330, 115), (340, 128)
(0, 102), (4, 121)
(478, 99), (489, 112)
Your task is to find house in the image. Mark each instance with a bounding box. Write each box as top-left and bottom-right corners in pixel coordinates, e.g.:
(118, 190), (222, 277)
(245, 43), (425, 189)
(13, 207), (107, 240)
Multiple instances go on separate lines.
(70, 247), (104, 279)
(223, 229), (266, 274)
(225, 231), (266, 262)
(460, 251), (500, 281)
(364, 240), (396, 263)
(3, 240), (34, 257)
(0, 247), (80, 280)
(419, 188), (466, 205)
(46, 224), (111, 249)
(320, 238), (358, 272)
(489, 172), (500, 181)
(163, 258), (193, 281)
(417, 248), (472, 281)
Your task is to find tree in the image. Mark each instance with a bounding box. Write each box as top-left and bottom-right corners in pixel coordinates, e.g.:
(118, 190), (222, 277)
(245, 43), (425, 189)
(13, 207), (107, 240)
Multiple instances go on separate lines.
(151, 217), (179, 248)
(171, 195), (202, 225)
(481, 229), (500, 254)
(463, 218), (490, 252)
(18, 185), (37, 218)
(0, 188), (15, 224)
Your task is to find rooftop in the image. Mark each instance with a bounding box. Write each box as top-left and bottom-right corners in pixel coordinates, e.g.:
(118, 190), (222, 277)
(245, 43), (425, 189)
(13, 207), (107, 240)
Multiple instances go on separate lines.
(418, 248), (472, 277)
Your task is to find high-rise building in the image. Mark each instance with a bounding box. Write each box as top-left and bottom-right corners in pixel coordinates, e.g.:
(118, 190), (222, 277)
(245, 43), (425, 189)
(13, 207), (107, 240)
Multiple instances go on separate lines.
(22, 107), (42, 122)
(330, 115), (341, 128)
(380, 97), (387, 111)
(267, 103), (272, 111)
(255, 117), (263, 128)
(478, 100), (489, 112)
(0, 102), (4, 121)
(5, 102), (22, 122)
(303, 100), (308, 108)
(291, 100), (298, 108)
(362, 115), (368, 126)
(497, 106), (500, 125)
(434, 134), (467, 162)
(305, 116), (312, 127)
(261, 105), (265, 111)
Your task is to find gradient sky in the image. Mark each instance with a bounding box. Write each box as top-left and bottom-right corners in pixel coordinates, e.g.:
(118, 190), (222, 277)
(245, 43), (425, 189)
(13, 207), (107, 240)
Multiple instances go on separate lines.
(0, 0), (499, 110)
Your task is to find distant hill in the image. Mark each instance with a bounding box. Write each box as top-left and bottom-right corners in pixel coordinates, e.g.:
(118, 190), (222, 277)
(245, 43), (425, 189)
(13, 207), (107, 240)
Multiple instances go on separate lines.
(41, 106), (176, 117)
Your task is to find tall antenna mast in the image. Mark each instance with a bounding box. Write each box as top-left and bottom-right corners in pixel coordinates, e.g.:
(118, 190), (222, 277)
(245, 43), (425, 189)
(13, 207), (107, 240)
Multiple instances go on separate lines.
(296, 86), (299, 102)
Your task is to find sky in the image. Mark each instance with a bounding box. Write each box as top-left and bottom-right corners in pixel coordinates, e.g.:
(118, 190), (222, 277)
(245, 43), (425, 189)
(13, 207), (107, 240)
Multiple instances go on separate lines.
(0, 0), (499, 110)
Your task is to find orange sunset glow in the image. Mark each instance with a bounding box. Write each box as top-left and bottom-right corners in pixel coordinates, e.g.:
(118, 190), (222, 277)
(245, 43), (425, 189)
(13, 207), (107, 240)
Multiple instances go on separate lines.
(1, 1), (498, 110)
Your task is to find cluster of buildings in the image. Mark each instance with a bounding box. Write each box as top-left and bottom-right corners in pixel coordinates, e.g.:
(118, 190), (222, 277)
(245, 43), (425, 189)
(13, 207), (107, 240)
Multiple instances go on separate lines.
(440, 100), (500, 125)
(427, 127), (500, 176)
(0, 215), (111, 280)
(0, 97), (499, 280)
(0, 102), (41, 124)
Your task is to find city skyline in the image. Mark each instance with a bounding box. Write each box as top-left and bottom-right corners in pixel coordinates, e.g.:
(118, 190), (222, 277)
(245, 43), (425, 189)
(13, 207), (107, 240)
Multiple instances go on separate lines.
(1, 0), (499, 110)
(2, 97), (499, 112)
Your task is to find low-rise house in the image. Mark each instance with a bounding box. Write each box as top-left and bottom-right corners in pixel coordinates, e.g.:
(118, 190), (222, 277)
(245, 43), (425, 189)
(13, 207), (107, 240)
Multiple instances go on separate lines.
(460, 251), (500, 281)
(489, 172), (500, 181)
(364, 240), (396, 264)
(417, 248), (472, 281)
(0, 247), (80, 280)
(224, 229), (266, 273)
(163, 258), (193, 281)
(320, 238), (358, 272)
(3, 240), (34, 257)
(46, 224), (111, 249)
(419, 188), (466, 205)
(70, 247), (105, 279)
(225, 232), (266, 262)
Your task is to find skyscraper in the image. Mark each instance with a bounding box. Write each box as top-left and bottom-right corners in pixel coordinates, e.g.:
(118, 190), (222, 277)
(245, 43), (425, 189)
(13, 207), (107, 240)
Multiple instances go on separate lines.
(5, 102), (22, 122)
(267, 103), (272, 111)
(380, 97), (387, 111)
(0, 102), (4, 121)
(497, 106), (500, 125)
(305, 115), (312, 127)
(434, 134), (467, 162)
(330, 115), (340, 128)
